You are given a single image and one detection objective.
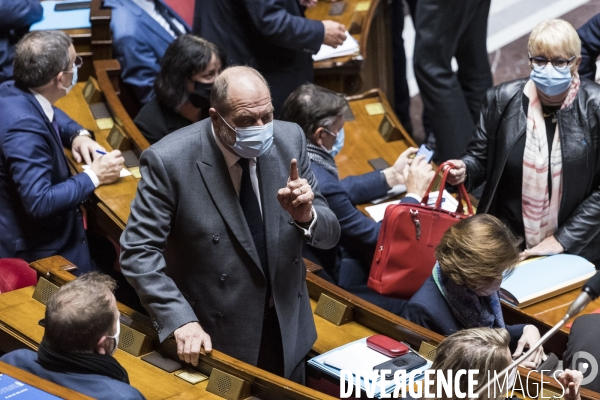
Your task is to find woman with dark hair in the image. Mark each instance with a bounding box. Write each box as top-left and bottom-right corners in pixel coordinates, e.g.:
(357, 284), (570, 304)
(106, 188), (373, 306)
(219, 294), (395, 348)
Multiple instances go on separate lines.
(134, 34), (222, 144)
(281, 84), (434, 314)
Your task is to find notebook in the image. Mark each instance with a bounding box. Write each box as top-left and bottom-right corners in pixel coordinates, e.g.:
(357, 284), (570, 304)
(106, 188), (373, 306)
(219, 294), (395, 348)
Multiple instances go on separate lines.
(500, 254), (596, 308)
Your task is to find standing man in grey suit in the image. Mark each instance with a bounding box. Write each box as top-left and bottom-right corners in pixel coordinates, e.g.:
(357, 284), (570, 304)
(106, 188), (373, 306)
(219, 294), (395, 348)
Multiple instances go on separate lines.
(120, 66), (340, 383)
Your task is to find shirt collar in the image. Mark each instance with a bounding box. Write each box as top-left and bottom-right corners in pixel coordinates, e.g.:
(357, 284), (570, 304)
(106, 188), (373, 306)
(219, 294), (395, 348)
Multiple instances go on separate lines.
(131, 0), (155, 15)
(29, 89), (54, 122)
(211, 122), (256, 167)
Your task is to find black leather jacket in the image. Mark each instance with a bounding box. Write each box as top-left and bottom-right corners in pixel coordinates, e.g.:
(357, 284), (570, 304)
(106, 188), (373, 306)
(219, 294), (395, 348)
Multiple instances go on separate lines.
(462, 78), (600, 262)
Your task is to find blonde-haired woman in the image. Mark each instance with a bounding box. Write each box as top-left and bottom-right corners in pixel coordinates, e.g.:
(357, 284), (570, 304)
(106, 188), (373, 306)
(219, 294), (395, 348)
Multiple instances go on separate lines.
(448, 19), (600, 266)
(432, 328), (583, 400)
(403, 215), (543, 368)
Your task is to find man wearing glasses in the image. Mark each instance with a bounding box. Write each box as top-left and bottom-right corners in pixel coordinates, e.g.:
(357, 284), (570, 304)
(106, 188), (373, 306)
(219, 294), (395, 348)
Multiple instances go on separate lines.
(0, 31), (124, 273)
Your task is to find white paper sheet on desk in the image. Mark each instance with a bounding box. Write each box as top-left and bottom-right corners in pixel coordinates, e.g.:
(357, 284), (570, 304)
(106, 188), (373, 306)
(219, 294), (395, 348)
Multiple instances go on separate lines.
(426, 190), (458, 212)
(365, 200), (401, 223)
(82, 165), (132, 178)
(312, 32), (359, 61)
(323, 342), (391, 372)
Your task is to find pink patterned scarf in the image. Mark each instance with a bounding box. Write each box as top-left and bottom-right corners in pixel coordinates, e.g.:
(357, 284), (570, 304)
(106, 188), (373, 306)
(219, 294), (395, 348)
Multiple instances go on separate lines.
(521, 74), (580, 248)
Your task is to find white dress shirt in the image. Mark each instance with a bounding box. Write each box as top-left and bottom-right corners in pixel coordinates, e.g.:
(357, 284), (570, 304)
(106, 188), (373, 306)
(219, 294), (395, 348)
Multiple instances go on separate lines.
(29, 89), (99, 187)
(211, 124), (317, 237)
(131, 0), (186, 39)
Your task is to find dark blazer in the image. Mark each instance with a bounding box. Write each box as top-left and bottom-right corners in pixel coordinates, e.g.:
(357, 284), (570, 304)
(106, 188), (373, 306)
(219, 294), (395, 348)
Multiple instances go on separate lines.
(134, 97), (191, 144)
(305, 164), (419, 275)
(120, 119), (340, 378)
(462, 78), (600, 263)
(403, 276), (525, 351)
(104, 0), (190, 104)
(0, 350), (145, 400)
(578, 13), (600, 81)
(0, 0), (43, 83)
(193, 0), (324, 115)
(0, 82), (94, 272)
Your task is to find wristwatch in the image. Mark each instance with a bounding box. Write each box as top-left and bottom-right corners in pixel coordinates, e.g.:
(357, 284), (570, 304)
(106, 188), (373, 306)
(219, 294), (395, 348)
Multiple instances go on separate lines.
(70, 129), (95, 143)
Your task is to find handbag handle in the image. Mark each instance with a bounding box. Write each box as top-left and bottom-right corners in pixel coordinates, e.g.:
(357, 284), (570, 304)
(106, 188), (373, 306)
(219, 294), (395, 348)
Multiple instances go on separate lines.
(421, 161), (474, 215)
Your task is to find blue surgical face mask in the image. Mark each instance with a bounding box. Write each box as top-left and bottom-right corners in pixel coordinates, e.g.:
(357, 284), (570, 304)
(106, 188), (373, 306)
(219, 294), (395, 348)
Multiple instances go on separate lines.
(328, 127), (345, 157)
(218, 113), (274, 158)
(62, 63), (78, 94)
(530, 64), (572, 96)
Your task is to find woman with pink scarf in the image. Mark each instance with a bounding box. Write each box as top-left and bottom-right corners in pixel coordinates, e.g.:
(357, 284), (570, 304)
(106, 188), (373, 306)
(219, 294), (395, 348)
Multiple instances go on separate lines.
(448, 19), (600, 267)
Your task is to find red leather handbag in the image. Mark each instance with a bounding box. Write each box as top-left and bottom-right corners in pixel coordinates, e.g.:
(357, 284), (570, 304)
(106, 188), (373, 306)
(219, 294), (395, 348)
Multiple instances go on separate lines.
(367, 162), (474, 299)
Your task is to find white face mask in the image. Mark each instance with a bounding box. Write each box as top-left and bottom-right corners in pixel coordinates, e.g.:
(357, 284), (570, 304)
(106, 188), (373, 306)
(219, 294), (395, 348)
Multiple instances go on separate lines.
(106, 318), (120, 356)
(61, 62), (78, 94)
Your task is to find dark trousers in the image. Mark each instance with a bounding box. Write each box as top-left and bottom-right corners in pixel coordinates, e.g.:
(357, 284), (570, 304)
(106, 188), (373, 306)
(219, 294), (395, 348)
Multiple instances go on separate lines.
(257, 309), (305, 384)
(392, 0), (417, 133)
(413, 0), (492, 161)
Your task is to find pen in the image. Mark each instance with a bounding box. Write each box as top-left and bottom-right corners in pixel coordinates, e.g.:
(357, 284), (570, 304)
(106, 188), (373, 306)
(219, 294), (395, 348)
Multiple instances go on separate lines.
(96, 150), (107, 155)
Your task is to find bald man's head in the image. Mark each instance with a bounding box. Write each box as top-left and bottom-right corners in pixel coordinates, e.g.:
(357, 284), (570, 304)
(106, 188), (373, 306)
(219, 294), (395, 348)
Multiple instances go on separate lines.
(210, 66), (271, 116)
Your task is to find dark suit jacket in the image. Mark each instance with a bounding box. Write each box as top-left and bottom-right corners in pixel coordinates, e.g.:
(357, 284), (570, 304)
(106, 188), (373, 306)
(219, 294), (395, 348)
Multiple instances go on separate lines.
(0, 82), (94, 272)
(134, 97), (191, 144)
(193, 0), (324, 115)
(403, 276), (526, 351)
(104, 0), (190, 104)
(0, 350), (145, 400)
(305, 164), (419, 276)
(0, 0), (43, 83)
(578, 13), (600, 81)
(120, 119), (340, 378)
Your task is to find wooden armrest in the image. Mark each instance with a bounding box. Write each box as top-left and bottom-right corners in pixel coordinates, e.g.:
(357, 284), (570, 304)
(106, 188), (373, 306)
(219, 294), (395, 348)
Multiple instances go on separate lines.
(304, 258), (323, 274)
(29, 256), (77, 286)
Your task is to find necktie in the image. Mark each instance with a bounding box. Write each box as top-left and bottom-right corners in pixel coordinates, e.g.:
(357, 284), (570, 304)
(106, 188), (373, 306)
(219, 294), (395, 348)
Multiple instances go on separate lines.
(238, 158), (271, 307)
(51, 119), (61, 142)
(154, 1), (185, 37)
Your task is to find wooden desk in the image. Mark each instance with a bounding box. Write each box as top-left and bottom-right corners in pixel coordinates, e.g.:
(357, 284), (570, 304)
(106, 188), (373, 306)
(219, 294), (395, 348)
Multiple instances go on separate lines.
(335, 88), (415, 179)
(0, 283), (337, 400)
(0, 361), (92, 399)
(306, 0), (394, 101)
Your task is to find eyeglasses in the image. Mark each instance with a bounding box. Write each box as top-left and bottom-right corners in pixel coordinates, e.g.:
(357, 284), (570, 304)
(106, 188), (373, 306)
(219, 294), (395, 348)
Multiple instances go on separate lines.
(323, 128), (339, 137)
(63, 56), (83, 73)
(529, 54), (576, 72)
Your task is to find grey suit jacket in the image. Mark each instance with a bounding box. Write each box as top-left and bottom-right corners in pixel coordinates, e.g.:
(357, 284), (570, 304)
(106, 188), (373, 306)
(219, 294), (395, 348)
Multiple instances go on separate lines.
(120, 118), (340, 377)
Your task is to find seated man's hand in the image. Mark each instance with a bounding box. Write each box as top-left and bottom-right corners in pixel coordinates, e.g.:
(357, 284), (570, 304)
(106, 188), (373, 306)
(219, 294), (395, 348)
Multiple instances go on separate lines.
(513, 325), (544, 369)
(322, 20), (346, 48)
(403, 155), (435, 198)
(383, 147), (418, 187)
(90, 150), (124, 185)
(519, 235), (564, 261)
(174, 322), (212, 367)
(558, 369), (583, 400)
(298, 0), (317, 7)
(446, 159), (467, 185)
(277, 159), (313, 223)
(72, 135), (105, 165)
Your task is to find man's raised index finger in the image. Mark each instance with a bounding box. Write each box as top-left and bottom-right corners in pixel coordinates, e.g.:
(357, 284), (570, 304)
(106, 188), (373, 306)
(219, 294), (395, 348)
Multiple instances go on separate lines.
(289, 158), (299, 181)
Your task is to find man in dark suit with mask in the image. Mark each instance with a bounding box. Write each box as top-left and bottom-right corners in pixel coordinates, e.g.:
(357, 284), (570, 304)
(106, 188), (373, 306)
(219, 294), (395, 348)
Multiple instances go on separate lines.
(120, 66), (340, 383)
(193, 0), (347, 116)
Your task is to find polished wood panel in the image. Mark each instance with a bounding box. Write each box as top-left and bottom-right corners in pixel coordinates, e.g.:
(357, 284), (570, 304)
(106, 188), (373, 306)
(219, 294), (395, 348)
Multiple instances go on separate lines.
(0, 361), (92, 399)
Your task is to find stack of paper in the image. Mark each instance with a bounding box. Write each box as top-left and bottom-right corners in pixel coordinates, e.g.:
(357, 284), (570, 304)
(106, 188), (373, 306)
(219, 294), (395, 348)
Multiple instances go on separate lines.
(365, 200), (401, 223)
(308, 338), (432, 398)
(313, 32), (359, 61)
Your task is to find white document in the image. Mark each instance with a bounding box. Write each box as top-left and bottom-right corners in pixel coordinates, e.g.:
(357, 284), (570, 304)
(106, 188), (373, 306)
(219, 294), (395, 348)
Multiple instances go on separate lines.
(82, 164), (132, 178)
(312, 32), (359, 61)
(425, 190), (458, 212)
(323, 342), (391, 372)
(365, 200), (401, 223)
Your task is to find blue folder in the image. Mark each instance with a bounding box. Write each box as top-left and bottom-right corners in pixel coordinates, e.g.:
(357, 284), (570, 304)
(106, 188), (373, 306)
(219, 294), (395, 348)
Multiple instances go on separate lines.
(30, 1), (91, 31)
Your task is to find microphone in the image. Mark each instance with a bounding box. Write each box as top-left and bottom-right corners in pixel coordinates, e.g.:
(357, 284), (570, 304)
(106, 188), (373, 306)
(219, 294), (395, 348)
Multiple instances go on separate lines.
(565, 271), (600, 318)
(470, 271), (600, 399)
